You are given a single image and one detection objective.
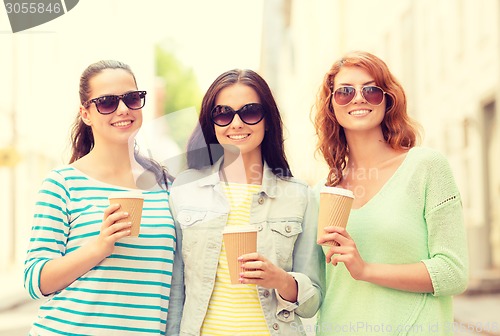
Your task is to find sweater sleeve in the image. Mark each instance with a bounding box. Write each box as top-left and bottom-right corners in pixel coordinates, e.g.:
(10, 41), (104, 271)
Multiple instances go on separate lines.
(420, 150), (469, 296)
(24, 169), (70, 299)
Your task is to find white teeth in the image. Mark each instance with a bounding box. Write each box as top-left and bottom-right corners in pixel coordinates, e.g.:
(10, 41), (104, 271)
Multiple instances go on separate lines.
(228, 134), (249, 140)
(349, 110), (370, 116)
(112, 121), (132, 127)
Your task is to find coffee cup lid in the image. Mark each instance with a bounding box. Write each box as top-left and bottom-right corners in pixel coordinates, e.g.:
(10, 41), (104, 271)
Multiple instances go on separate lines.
(223, 225), (258, 234)
(320, 186), (354, 198)
(108, 191), (144, 200)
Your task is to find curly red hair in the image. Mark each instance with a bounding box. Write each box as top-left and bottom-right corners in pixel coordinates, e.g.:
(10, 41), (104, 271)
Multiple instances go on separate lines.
(314, 51), (420, 186)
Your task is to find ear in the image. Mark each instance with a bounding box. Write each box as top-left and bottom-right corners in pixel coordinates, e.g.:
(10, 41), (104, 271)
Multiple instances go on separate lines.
(80, 105), (92, 126)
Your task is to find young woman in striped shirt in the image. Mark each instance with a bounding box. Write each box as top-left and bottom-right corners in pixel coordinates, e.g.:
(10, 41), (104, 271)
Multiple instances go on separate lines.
(25, 60), (175, 335)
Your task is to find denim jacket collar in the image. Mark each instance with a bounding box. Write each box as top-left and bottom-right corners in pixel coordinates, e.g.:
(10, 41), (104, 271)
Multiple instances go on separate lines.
(197, 157), (278, 198)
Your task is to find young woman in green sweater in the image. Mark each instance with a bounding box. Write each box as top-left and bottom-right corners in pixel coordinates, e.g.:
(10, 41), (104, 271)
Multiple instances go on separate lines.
(314, 51), (468, 335)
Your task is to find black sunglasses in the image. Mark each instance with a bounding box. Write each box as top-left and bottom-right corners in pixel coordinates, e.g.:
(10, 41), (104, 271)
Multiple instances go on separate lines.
(211, 103), (265, 127)
(83, 90), (147, 114)
(332, 86), (386, 106)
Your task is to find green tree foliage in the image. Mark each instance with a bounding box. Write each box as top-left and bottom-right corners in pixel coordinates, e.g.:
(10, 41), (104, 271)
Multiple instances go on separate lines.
(155, 45), (202, 152)
(155, 45), (202, 116)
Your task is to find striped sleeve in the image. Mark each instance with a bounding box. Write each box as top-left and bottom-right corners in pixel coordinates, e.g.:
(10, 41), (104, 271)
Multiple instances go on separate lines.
(24, 170), (70, 299)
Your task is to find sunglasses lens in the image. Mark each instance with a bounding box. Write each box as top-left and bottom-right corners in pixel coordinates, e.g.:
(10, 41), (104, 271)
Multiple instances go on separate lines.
(95, 96), (119, 114)
(123, 91), (145, 110)
(333, 87), (356, 105)
(239, 104), (264, 125)
(212, 104), (265, 126)
(212, 105), (235, 126)
(362, 86), (385, 105)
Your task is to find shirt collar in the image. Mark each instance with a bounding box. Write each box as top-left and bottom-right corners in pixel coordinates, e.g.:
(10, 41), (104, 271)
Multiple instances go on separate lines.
(197, 157), (278, 198)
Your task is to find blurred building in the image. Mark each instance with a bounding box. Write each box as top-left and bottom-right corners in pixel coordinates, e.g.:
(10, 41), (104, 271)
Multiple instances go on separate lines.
(260, 0), (500, 291)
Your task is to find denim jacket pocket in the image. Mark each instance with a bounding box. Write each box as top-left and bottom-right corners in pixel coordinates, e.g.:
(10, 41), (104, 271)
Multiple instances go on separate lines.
(269, 219), (303, 269)
(177, 209), (207, 228)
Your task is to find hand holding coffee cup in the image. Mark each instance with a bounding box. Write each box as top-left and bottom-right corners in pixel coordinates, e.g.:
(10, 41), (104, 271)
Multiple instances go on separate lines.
(108, 192), (144, 237)
(317, 186), (354, 246)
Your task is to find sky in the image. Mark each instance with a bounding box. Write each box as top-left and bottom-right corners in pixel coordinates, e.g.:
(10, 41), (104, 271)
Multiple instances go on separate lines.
(152, 0), (265, 91)
(1, 0), (264, 90)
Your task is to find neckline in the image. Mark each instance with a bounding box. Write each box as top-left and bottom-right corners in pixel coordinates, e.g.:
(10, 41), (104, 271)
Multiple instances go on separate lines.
(68, 165), (147, 192)
(350, 147), (414, 211)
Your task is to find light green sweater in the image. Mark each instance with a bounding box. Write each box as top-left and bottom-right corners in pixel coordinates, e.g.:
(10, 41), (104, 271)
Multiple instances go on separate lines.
(317, 147), (469, 335)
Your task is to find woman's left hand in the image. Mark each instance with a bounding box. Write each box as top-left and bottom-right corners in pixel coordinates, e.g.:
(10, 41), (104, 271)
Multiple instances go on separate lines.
(318, 226), (368, 281)
(238, 253), (288, 288)
(238, 253), (297, 301)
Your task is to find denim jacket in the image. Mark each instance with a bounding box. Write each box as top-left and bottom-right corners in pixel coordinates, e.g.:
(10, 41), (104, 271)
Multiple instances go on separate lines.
(166, 159), (324, 336)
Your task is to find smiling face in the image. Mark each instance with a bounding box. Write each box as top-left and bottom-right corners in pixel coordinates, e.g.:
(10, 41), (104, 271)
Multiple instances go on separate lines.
(214, 83), (265, 158)
(80, 69), (142, 147)
(331, 66), (386, 135)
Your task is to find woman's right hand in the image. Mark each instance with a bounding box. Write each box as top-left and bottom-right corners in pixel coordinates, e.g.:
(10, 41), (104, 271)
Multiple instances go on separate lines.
(95, 203), (132, 258)
(39, 203), (132, 295)
(317, 226), (368, 281)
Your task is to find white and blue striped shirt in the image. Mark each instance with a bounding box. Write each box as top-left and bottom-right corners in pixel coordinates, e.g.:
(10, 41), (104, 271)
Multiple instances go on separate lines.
(24, 166), (175, 335)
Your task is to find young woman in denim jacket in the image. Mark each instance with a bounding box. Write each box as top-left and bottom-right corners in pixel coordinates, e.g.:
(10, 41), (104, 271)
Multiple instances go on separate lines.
(166, 69), (324, 335)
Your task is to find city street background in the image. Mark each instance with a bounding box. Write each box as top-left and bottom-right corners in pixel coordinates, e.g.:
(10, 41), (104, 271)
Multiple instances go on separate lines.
(1, 0), (499, 335)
